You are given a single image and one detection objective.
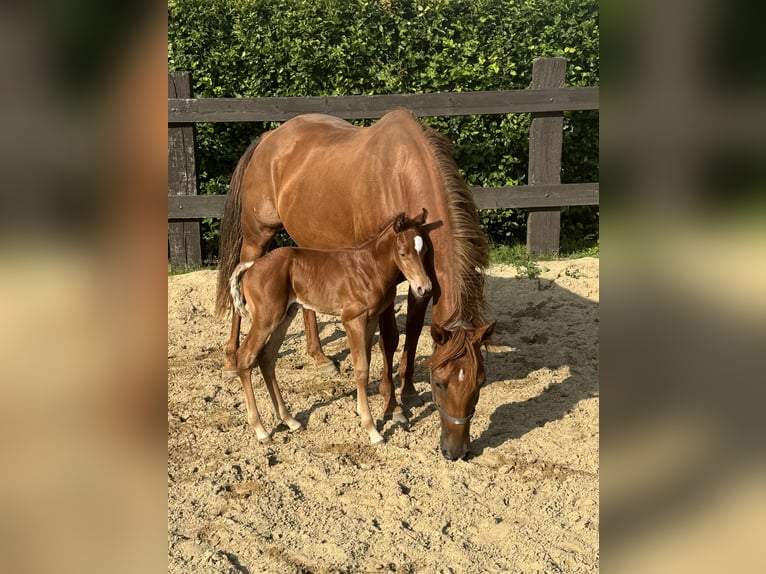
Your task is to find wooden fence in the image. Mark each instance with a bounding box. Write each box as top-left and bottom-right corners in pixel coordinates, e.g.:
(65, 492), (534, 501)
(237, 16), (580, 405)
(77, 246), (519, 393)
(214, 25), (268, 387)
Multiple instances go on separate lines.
(168, 57), (599, 267)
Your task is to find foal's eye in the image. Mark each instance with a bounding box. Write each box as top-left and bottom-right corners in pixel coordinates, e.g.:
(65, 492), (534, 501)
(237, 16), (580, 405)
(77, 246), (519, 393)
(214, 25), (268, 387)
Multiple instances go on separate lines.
(399, 251), (407, 257)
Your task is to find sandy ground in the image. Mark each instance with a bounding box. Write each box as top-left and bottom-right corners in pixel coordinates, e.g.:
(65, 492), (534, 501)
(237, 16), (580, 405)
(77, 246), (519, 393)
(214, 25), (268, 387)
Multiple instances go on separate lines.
(168, 258), (599, 573)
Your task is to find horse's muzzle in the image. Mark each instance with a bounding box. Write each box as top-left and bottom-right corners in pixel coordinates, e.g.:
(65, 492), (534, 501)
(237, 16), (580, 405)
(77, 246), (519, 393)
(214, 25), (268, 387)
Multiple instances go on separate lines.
(412, 281), (432, 299)
(440, 426), (470, 461)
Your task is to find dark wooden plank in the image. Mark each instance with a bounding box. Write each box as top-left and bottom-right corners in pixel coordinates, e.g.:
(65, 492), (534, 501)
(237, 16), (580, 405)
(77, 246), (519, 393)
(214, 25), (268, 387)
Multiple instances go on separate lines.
(168, 71), (202, 267)
(526, 58), (566, 255)
(168, 72), (187, 266)
(472, 183), (599, 210)
(168, 184), (599, 219)
(168, 86), (599, 123)
(169, 194), (228, 219)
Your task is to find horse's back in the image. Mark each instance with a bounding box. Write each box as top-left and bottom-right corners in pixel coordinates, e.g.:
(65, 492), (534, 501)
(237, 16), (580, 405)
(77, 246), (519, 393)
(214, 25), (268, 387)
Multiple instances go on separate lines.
(242, 110), (434, 248)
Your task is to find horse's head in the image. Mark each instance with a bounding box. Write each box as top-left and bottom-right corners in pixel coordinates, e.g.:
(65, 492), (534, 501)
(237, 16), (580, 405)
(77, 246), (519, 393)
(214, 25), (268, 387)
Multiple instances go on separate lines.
(428, 321), (495, 460)
(392, 209), (431, 299)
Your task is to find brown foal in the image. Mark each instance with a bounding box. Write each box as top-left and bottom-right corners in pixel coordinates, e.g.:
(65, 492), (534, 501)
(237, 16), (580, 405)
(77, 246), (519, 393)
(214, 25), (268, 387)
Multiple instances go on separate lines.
(228, 210), (431, 445)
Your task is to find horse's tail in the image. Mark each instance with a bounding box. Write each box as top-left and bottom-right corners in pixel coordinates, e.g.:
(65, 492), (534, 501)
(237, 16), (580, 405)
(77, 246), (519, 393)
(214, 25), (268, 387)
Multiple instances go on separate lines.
(215, 137), (262, 319)
(229, 261), (254, 321)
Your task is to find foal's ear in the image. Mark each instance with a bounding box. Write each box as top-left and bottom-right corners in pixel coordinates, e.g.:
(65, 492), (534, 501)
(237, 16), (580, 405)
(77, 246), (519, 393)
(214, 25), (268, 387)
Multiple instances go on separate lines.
(416, 208), (428, 225)
(393, 212), (407, 233)
(431, 324), (451, 345)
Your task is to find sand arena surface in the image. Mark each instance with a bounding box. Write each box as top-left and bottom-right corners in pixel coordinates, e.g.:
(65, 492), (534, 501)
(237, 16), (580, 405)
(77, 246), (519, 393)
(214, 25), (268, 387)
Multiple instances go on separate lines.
(168, 258), (599, 573)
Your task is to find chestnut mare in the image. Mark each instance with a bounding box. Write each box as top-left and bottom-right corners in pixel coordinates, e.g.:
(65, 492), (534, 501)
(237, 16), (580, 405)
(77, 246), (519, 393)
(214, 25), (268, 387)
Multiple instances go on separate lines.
(215, 109), (494, 460)
(227, 211), (430, 445)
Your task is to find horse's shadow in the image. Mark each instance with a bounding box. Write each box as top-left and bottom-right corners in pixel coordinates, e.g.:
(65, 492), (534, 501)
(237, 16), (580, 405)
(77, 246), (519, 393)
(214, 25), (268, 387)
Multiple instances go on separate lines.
(471, 372), (592, 455)
(471, 270), (599, 453)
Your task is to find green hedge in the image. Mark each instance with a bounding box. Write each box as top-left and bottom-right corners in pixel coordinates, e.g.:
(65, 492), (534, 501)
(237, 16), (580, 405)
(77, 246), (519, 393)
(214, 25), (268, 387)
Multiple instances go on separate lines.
(168, 0), (599, 260)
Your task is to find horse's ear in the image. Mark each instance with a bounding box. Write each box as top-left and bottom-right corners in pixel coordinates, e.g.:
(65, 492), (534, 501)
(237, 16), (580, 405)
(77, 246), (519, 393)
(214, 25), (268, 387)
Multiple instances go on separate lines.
(393, 212), (406, 233)
(417, 208), (428, 225)
(471, 322), (496, 344)
(431, 324), (451, 345)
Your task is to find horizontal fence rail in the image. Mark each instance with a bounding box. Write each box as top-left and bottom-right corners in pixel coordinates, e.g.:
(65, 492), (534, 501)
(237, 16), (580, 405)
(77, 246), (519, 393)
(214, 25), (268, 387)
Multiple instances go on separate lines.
(167, 58), (599, 266)
(168, 183), (599, 220)
(168, 86), (599, 124)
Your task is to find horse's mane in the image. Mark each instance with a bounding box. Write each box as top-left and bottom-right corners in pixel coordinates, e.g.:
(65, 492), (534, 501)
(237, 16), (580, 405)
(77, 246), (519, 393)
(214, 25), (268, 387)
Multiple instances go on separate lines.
(418, 120), (489, 327)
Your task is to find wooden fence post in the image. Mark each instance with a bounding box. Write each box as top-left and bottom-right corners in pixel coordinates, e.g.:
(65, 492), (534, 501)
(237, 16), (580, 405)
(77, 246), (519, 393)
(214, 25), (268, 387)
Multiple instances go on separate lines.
(526, 57), (566, 255)
(168, 71), (202, 268)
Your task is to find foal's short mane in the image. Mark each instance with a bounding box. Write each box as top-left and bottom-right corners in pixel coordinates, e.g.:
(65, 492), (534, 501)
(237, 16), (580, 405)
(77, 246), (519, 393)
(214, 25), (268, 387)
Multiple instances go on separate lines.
(418, 119), (489, 327)
(354, 211), (411, 249)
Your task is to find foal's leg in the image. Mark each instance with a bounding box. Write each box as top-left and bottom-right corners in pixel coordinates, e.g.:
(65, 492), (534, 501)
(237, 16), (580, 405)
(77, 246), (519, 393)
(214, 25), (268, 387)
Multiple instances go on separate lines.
(398, 290), (431, 404)
(378, 305), (407, 423)
(259, 308), (302, 432)
(235, 327), (273, 442)
(344, 315), (384, 445)
(302, 309), (337, 373)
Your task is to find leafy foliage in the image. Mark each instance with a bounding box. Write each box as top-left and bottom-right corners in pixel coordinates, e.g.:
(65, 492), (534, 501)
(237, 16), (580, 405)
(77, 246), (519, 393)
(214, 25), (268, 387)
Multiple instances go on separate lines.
(168, 0), (599, 261)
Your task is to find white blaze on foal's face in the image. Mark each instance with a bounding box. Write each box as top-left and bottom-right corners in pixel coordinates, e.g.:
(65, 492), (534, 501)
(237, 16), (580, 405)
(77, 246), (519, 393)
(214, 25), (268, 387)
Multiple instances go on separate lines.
(414, 235), (423, 254)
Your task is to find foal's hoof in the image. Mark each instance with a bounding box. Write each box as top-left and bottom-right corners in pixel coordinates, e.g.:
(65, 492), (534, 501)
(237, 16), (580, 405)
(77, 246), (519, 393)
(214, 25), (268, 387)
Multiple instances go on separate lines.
(316, 361), (339, 376)
(285, 418), (303, 432)
(369, 431), (385, 445)
(257, 434), (273, 443)
(222, 369), (238, 382)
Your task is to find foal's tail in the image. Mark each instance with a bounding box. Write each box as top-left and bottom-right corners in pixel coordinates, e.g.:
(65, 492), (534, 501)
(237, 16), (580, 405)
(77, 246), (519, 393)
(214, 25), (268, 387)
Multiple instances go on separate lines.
(229, 261), (255, 321)
(215, 137), (262, 319)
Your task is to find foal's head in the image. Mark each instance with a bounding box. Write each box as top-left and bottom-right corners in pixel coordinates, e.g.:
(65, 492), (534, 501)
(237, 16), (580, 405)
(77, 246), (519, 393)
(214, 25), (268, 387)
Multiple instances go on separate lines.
(391, 209), (431, 299)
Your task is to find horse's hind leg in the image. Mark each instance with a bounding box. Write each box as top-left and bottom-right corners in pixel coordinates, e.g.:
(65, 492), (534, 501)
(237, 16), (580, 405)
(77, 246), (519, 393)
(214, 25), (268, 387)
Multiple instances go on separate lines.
(378, 305), (407, 423)
(222, 313), (242, 381)
(302, 309), (338, 374)
(259, 306), (302, 432)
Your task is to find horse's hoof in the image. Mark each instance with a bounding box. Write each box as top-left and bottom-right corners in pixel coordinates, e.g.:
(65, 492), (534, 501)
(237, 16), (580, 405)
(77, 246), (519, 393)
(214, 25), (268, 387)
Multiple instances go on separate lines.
(383, 410), (408, 424)
(222, 369), (238, 382)
(257, 434), (273, 443)
(400, 392), (423, 407)
(391, 411), (408, 424)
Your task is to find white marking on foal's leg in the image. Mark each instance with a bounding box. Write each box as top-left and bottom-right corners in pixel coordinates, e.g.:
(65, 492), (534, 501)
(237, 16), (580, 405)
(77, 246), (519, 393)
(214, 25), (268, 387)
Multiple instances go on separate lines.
(414, 235), (423, 253)
(283, 415), (302, 432)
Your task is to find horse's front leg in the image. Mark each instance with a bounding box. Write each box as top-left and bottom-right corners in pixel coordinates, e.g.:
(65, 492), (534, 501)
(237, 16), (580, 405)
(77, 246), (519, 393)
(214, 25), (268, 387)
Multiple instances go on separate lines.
(378, 305), (407, 423)
(398, 290), (430, 405)
(344, 315), (384, 445)
(302, 308), (338, 374)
